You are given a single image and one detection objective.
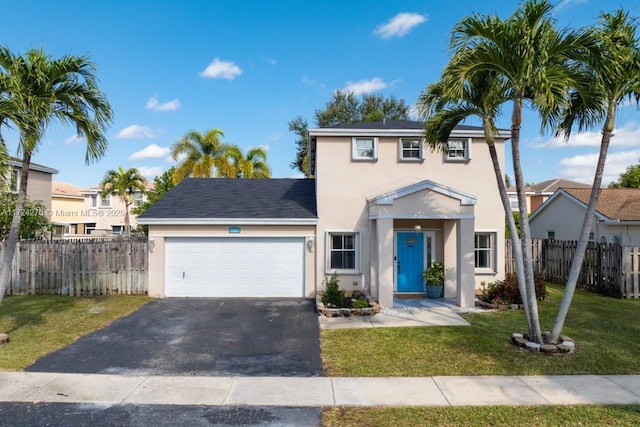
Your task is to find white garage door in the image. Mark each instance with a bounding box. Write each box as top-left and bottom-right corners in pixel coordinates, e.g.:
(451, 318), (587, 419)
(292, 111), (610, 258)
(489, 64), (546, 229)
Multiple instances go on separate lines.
(164, 237), (304, 297)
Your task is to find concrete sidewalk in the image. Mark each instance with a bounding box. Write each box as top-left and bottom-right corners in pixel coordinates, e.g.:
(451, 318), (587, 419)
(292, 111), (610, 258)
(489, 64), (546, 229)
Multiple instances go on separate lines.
(1, 372), (639, 407)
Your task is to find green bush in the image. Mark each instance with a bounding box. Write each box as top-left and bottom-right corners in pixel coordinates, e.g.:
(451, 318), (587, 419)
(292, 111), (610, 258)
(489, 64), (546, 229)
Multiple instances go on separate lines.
(485, 273), (546, 305)
(351, 299), (369, 309)
(322, 273), (345, 307)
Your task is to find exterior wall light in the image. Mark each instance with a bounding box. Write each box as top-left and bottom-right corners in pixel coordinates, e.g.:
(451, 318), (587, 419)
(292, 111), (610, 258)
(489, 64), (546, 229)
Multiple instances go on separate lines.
(149, 238), (155, 252)
(414, 224), (422, 232)
(307, 236), (314, 252)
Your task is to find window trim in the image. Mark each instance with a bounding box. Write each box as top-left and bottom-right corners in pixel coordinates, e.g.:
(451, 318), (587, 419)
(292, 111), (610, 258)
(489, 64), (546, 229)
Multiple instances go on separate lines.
(398, 138), (424, 162)
(325, 231), (361, 274)
(133, 192), (144, 207)
(474, 231), (496, 273)
(547, 230), (556, 240)
(351, 137), (378, 161)
(445, 138), (472, 162)
(100, 193), (111, 208)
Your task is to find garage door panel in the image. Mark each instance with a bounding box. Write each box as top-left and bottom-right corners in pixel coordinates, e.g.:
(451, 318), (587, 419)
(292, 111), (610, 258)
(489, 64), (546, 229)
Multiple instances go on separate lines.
(165, 237), (304, 297)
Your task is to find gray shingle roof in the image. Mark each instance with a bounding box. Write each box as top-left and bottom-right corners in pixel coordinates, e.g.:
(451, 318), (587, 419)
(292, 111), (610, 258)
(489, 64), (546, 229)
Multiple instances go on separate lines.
(138, 178), (317, 220)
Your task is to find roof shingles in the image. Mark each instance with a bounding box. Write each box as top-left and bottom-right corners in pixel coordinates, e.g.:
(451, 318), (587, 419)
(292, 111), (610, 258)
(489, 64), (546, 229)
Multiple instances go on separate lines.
(564, 188), (640, 221)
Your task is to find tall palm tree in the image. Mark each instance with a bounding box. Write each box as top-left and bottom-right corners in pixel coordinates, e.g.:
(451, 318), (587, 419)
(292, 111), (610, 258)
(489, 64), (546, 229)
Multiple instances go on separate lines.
(171, 128), (233, 183)
(444, 0), (593, 343)
(100, 166), (147, 237)
(417, 71), (533, 333)
(549, 9), (640, 343)
(227, 146), (271, 178)
(0, 141), (10, 189)
(0, 47), (112, 304)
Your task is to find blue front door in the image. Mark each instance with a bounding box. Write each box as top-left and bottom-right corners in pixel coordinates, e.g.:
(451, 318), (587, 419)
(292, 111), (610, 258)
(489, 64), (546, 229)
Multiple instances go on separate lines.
(396, 232), (424, 292)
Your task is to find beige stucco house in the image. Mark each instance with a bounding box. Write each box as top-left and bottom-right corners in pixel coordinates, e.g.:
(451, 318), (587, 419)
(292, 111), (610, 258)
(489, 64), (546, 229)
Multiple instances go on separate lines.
(139, 120), (509, 308)
(506, 179), (590, 214)
(530, 187), (640, 245)
(51, 181), (91, 235)
(6, 157), (58, 218)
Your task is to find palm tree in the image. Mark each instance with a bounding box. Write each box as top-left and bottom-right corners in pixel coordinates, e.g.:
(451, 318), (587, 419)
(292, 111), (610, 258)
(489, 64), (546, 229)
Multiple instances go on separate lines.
(548, 9), (640, 344)
(227, 146), (271, 178)
(417, 71), (532, 333)
(171, 128), (233, 183)
(443, 0), (593, 343)
(0, 47), (112, 304)
(100, 166), (147, 237)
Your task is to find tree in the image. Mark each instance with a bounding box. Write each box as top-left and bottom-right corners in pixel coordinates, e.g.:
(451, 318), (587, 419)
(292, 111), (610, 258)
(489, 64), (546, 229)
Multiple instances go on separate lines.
(442, 0), (593, 343)
(608, 160), (640, 188)
(289, 91), (411, 176)
(417, 70), (532, 333)
(227, 146), (271, 178)
(0, 193), (53, 240)
(171, 128), (233, 184)
(100, 166), (147, 237)
(0, 47), (112, 304)
(132, 167), (176, 216)
(549, 9), (640, 344)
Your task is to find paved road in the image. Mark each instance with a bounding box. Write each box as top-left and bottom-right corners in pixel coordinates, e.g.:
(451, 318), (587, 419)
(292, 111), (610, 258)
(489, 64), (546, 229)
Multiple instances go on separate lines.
(0, 403), (321, 427)
(26, 298), (323, 377)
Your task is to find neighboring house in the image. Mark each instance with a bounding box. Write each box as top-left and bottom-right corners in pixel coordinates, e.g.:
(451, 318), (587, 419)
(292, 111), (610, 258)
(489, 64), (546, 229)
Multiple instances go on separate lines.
(530, 187), (640, 245)
(79, 182), (153, 235)
(139, 120), (509, 308)
(506, 178), (590, 214)
(4, 157), (58, 219)
(51, 181), (94, 236)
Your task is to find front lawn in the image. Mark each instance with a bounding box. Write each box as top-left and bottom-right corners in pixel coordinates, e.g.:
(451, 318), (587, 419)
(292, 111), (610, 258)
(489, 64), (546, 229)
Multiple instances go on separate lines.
(0, 294), (150, 370)
(321, 284), (640, 376)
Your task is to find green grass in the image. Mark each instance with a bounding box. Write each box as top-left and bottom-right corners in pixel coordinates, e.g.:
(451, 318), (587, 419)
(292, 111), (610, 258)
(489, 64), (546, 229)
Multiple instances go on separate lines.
(322, 405), (640, 426)
(321, 284), (640, 376)
(0, 294), (150, 370)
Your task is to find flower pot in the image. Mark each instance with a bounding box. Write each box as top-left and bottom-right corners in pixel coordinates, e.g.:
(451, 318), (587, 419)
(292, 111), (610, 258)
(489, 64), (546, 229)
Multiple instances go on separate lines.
(426, 284), (443, 299)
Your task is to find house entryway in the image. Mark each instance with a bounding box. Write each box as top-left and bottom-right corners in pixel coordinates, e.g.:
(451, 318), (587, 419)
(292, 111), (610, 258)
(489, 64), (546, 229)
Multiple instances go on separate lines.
(395, 230), (435, 293)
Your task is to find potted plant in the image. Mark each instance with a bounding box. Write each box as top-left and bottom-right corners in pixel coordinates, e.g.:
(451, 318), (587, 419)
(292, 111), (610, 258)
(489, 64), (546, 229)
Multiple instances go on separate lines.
(422, 261), (444, 298)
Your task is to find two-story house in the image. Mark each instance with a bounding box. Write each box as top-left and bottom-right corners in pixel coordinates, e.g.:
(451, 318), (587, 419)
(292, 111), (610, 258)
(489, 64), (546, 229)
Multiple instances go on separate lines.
(138, 120), (508, 308)
(5, 157), (58, 219)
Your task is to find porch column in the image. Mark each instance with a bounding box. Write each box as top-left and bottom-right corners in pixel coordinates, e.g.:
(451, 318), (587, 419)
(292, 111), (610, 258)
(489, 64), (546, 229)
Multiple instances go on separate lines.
(457, 218), (475, 308)
(375, 218), (394, 308)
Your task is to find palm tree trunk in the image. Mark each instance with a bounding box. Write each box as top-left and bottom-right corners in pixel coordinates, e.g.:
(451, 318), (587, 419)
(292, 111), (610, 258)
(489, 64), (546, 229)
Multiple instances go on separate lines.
(0, 150), (31, 304)
(124, 201), (131, 237)
(487, 141), (531, 331)
(549, 117), (614, 344)
(510, 97), (543, 343)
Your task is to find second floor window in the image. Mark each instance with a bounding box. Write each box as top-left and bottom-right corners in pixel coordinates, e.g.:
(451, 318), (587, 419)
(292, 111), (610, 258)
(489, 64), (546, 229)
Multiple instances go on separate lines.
(9, 169), (19, 192)
(100, 194), (111, 207)
(352, 137), (377, 160)
(133, 192), (144, 207)
(399, 138), (422, 161)
(90, 194), (98, 208)
(446, 139), (471, 161)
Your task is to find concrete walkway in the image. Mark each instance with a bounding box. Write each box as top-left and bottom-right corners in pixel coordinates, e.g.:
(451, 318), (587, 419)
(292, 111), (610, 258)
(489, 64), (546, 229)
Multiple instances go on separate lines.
(1, 372), (639, 407)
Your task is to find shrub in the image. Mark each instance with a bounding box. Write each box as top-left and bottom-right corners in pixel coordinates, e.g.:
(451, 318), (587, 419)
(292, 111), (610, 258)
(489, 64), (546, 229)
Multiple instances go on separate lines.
(485, 273), (546, 305)
(321, 273), (345, 307)
(351, 299), (369, 309)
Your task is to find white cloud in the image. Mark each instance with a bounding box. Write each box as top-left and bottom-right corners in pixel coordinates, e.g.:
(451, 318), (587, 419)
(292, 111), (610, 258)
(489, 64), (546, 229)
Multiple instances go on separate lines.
(301, 74), (325, 88)
(257, 144), (270, 151)
(343, 77), (387, 95)
(556, 0), (588, 12)
(65, 134), (83, 145)
(199, 58), (242, 80)
(137, 166), (164, 180)
(128, 144), (170, 161)
(532, 121), (640, 149)
(145, 95), (181, 112)
(558, 149), (640, 185)
(269, 133), (282, 142)
(374, 12), (427, 39)
(116, 125), (158, 139)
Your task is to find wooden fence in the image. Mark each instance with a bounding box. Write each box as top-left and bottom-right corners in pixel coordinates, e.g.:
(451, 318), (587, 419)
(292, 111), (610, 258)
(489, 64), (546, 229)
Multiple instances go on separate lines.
(0, 237), (148, 296)
(506, 239), (639, 298)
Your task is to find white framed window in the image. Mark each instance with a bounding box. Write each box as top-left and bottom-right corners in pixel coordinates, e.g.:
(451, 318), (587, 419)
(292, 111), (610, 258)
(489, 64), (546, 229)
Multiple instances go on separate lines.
(399, 138), (423, 161)
(446, 139), (471, 161)
(100, 194), (111, 208)
(326, 231), (360, 273)
(112, 225), (125, 235)
(352, 137), (377, 160)
(9, 169), (19, 192)
(133, 192), (144, 207)
(547, 230), (555, 239)
(90, 194), (98, 208)
(475, 232), (495, 271)
(508, 195), (519, 210)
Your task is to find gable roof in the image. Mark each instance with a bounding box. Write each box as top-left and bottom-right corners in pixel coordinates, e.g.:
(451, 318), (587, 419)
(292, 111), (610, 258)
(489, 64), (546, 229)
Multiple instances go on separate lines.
(506, 178), (590, 195)
(563, 188), (640, 221)
(52, 181), (84, 198)
(11, 157), (58, 174)
(138, 178), (317, 225)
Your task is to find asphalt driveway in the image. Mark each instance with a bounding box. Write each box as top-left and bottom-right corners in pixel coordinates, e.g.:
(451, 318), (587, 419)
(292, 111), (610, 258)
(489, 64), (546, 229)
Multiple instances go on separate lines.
(26, 298), (323, 377)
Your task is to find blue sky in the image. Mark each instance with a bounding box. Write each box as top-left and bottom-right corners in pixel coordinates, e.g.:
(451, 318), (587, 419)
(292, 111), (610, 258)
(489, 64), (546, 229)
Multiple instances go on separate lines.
(1, 0), (639, 187)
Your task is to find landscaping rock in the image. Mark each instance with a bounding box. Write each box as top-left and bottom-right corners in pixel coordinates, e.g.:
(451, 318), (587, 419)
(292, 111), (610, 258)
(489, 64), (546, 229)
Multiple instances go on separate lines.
(525, 342), (541, 352)
(0, 333), (9, 345)
(540, 344), (558, 354)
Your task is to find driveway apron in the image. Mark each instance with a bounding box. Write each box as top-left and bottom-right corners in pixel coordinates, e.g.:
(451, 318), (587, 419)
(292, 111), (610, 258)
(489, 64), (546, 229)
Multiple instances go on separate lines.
(26, 298), (323, 377)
